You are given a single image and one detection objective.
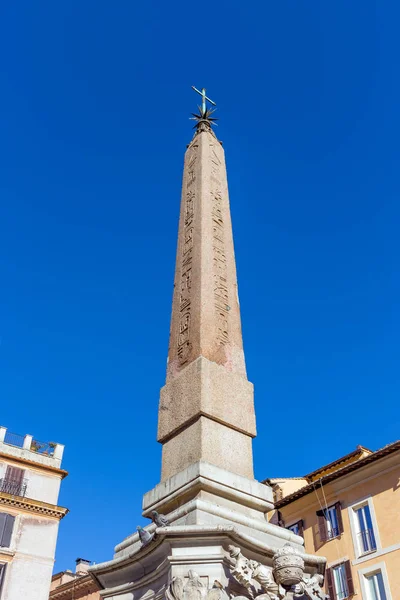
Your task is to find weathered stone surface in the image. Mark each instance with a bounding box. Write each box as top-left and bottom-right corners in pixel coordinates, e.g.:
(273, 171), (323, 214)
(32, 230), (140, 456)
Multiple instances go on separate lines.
(158, 127), (257, 480)
(161, 417), (254, 481)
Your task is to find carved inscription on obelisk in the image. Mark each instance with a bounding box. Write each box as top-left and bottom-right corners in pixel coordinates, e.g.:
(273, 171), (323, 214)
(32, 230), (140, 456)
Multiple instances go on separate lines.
(177, 148), (197, 364)
(210, 143), (229, 348)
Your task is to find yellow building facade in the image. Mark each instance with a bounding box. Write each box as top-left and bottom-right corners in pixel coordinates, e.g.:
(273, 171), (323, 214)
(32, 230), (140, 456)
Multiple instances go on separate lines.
(265, 441), (400, 600)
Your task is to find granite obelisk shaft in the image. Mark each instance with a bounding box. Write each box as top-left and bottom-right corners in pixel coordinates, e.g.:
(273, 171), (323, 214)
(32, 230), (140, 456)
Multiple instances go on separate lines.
(158, 128), (256, 481)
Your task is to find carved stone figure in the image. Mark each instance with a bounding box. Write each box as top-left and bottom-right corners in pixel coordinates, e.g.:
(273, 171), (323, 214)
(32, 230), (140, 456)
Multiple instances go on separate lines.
(166, 577), (184, 600)
(251, 561), (284, 599)
(272, 544), (304, 587)
(228, 546), (285, 600)
(184, 570), (206, 600)
(293, 574), (329, 600)
(228, 546), (256, 595)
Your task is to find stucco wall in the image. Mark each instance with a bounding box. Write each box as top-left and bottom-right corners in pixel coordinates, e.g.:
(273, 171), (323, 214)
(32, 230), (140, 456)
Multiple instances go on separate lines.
(272, 450), (400, 598)
(0, 459), (61, 505)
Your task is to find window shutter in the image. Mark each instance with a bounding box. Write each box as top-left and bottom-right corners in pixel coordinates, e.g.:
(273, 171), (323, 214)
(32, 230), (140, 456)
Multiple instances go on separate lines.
(5, 466), (24, 483)
(335, 502), (344, 535)
(325, 568), (335, 599)
(0, 514), (6, 546)
(0, 515), (14, 548)
(277, 510), (285, 527)
(317, 510), (327, 542)
(344, 560), (354, 596)
(297, 519), (304, 538)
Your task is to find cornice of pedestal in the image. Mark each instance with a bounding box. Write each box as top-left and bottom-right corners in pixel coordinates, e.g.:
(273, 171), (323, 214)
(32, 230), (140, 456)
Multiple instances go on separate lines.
(89, 525), (326, 596)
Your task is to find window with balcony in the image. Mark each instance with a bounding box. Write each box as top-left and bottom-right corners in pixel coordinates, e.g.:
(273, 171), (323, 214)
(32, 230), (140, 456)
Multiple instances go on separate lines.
(0, 513), (15, 548)
(317, 502), (344, 542)
(0, 466), (27, 497)
(354, 503), (376, 555)
(326, 561), (354, 600)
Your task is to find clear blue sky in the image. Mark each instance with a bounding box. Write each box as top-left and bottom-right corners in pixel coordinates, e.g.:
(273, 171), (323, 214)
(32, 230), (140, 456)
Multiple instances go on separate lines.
(0, 0), (399, 572)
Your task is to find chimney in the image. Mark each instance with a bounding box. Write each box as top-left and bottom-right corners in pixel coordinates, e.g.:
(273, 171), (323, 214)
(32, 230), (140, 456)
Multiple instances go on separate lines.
(75, 558), (91, 575)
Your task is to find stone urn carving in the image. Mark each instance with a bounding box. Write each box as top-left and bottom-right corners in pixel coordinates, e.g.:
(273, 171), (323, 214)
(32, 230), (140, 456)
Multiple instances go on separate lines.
(272, 544), (304, 587)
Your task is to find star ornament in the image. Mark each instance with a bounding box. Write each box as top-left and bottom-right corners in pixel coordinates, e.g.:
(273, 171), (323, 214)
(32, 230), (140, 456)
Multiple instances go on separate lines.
(190, 106), (218, 128)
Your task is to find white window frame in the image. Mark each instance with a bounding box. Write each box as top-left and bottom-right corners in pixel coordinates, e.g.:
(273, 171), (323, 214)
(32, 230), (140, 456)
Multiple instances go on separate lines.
(348, 495), (381, 558)
(358, 561), (392, 600)
(332, 562), (349, 600)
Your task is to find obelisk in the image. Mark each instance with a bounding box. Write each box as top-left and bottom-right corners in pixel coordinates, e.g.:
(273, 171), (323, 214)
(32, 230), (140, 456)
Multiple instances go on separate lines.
(89, 90), (327, 600)
(158, 88), (256, 481)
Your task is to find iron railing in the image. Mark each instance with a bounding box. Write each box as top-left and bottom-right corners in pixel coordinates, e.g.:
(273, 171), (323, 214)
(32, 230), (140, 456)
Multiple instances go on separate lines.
(3, 431), (25, 448)
(326, 525), (340, 539)
(358, 528), (377, 554)
(0, 477), (28, 497)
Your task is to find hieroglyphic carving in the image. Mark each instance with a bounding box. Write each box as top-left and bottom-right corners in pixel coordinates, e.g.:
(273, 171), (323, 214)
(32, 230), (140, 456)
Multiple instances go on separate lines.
(210, 142), (229, 347)
(177, 147), (197, 364)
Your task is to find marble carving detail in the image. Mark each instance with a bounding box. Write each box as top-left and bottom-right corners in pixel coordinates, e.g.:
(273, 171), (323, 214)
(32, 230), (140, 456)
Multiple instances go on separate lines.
(164, 547), (328, 600)
(227, 545), (329, 600)
(166, 570), (228, 600)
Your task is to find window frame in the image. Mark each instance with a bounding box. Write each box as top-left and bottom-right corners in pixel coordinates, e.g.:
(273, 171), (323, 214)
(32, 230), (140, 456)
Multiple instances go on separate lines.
(286, 519), (304, 538)
(358, 561), (392, 600)
(326, 559), (354, 600)
(317, 502), (344, 542)
(0, 562), (6, 598)
(348, 496), (381, 559)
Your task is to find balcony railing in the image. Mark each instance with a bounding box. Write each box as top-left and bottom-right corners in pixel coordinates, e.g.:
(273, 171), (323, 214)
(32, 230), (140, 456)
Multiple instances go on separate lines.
(4, 430), (25, 448)
(326, 525), (340, 540)
(358, 528), (377, 554)
(0, 477), (28, 497)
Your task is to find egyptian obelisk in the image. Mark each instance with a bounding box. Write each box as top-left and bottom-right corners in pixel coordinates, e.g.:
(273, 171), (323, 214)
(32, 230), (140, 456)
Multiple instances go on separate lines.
(90, 89), (327, 600)
(158, 87), (255, 481)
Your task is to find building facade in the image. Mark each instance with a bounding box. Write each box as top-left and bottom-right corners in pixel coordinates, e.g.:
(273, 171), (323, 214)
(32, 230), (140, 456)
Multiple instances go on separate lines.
(265, 441), (400, 600)
(50, 558), (100, 600)
(0, 425), (67, 600)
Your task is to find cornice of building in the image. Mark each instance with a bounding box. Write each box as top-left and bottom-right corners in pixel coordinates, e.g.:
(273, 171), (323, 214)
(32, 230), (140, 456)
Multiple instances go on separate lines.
(0, 491), (69, 519)
(0, 451), (68, 479)
(272, 440), (400, 508)
(49, 574), (100, 598)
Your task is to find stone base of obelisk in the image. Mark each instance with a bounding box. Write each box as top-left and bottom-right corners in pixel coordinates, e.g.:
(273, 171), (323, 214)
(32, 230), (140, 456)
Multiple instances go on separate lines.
(90, 525), (326, 600)
(89, 465), (327, 599)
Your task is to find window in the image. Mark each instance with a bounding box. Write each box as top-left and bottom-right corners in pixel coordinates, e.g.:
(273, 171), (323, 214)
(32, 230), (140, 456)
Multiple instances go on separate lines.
(354, 504), (376, 555)
(365, 572), (387, 600)
(326, 561), (354, 600)
(317, 502), (344, 542)
(0, 563), (6, 597)
(0, 513), (15, 548)
(359, 564), (392, 600)
(287, 519), (304, 537)
(0, 466), (26, 497)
